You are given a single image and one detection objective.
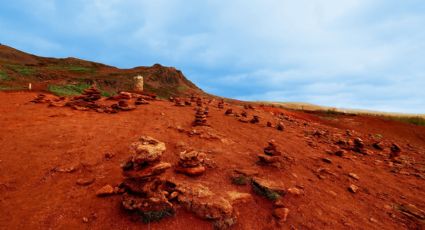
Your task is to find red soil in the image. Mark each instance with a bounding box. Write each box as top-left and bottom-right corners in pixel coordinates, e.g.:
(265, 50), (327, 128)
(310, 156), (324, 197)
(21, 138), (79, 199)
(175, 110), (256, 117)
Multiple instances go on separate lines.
(0, 91), (424, 229)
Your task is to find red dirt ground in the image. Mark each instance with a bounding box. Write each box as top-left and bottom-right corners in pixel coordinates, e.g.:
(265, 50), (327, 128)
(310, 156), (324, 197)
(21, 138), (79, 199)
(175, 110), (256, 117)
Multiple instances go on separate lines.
(1, 91), (424, 229)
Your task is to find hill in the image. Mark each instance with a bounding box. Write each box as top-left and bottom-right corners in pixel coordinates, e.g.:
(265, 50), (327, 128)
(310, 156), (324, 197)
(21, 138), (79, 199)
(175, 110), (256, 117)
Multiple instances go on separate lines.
(0, 44), (202, 98)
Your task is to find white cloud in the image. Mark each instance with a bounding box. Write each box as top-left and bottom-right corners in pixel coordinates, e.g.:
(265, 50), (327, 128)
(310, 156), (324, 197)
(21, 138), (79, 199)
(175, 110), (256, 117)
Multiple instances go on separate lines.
(1, 0), (424, 113)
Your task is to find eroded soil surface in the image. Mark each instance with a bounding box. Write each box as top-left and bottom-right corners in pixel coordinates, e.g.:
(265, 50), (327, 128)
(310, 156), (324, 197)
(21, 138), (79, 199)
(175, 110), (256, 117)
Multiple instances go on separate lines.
(1, 91), (424, 229)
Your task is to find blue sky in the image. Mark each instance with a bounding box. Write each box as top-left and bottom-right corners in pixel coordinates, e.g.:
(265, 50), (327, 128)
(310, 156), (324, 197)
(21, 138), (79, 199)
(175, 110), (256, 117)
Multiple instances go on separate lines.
(1, 0), (424, 113)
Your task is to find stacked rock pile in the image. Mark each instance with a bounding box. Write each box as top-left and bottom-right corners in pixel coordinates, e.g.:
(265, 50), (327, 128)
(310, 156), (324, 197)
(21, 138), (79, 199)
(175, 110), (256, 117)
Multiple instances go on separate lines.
(119, 136), (177, 222)
(225, 109), (233, 115)
(250, 115), (260, 124)
(276, 122), (284, 131)
(196, 97), (203, 107)
(175, 150), (206, 176)
(218, 100), (224, 109)
(258, 140), (282, 167)
(193, 107), (208, 126)
(352, 137), (366, 154)
(174, 98), (185, 107)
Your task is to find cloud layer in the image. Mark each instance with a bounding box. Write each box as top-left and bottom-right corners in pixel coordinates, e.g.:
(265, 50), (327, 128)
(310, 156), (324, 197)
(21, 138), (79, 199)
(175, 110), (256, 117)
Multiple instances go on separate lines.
(1, 0), (424, 113)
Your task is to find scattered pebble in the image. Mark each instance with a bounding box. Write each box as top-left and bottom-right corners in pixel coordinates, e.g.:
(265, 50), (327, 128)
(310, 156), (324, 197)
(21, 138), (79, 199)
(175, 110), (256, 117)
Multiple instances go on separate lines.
(322, 158), (332, 164)
(348, 173), (359, 180)
(76, 178), (95, 186)
(273, 208), (289, 222)
(287, 187), (303, 196)
(348, 184), (359, 193)
(96, 184), (115, 196)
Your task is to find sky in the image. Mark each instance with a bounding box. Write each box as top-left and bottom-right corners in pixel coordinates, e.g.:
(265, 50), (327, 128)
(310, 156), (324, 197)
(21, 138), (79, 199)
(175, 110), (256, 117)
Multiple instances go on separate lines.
(1, 0), (424, 113)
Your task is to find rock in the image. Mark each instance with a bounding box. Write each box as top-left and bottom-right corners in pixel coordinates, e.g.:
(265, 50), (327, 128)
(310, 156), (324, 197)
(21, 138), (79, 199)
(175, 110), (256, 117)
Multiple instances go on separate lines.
(76, 178), (95, 186)
(322, 158), (332, 164)
(258, 154), (281, 164)
(123, 162), (172, 179)
(82, 217), (89, 223)
(250, 115), (260, 124)
(397, 203), (425, 220)
(218, 100), (224, 109)
(226, 191), (252, 204)
(96, 185), (115, 196)
(353, 137), (366, 153)
(287, 187), (303, 196)
(175, 165), (206, 176)
(372, 142), (384, 150)
(390, 143), (401, 159)
(348, 184), (359, 193)
(348, 173), (359, 180)
(273, 208), (289, 222)
(263, 140), (281, 156)
(175, 150), (206, 176)
(193, 107), (208, 126)
(176, 182), (236, 229)
(273, 199), (286, 208)
(128, 136), (166, 163)
(251, 177), (285, 200)
(334, 149), (346, 157)
(104, 152), (115, 160)
(266, 121), (273, 127)
(276, 122), (284, 131)
(224, 109), (233, 115)
(369, 217), (378, 223)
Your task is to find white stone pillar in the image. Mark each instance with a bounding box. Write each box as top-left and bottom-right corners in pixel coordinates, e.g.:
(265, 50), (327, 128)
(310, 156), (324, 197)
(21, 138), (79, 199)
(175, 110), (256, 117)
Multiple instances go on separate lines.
(134, 75), (144, 92)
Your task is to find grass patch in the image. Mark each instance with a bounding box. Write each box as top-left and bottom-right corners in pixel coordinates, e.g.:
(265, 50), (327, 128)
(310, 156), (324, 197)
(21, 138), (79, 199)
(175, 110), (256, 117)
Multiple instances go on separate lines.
(67, 66), (95, 73)
(48, 83), (115, 97)
(0, 70), (11, 80)
(176, 85), (188, 92)
(0, 85), (26, 91)
(7, 64), (35, 76)
(47, 65), (95, 74)
(48, 83), (91, 96)
(380, 116), (425, 126)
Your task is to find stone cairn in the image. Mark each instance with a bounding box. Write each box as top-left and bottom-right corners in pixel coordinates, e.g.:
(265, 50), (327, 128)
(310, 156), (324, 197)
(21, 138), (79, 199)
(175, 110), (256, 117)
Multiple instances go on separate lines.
(225, 109), (233, 115)
(196, 97), (203, 107)
(193, 107), (208, 126)
(185, 100), (192, 106)
(250, 115), (260, 124)
(390, 143), (401, 159)
(175, 150), (206, 176)
(352, 137), (366, 154)
(119, 136), (177, 222)
(218, 100), (224, 109)
(31, 94), (48, 103)
(258, 140), (282, 167)
(276, 122), (284, 131)
(174, 98), (185, 107)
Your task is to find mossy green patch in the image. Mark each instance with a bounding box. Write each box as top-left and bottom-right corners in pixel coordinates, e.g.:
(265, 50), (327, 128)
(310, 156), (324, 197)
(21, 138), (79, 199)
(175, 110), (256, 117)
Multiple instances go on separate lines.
(0, 70), (11, 80)
(7, 64), (35, 76)
(47, 83), (91, 96)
